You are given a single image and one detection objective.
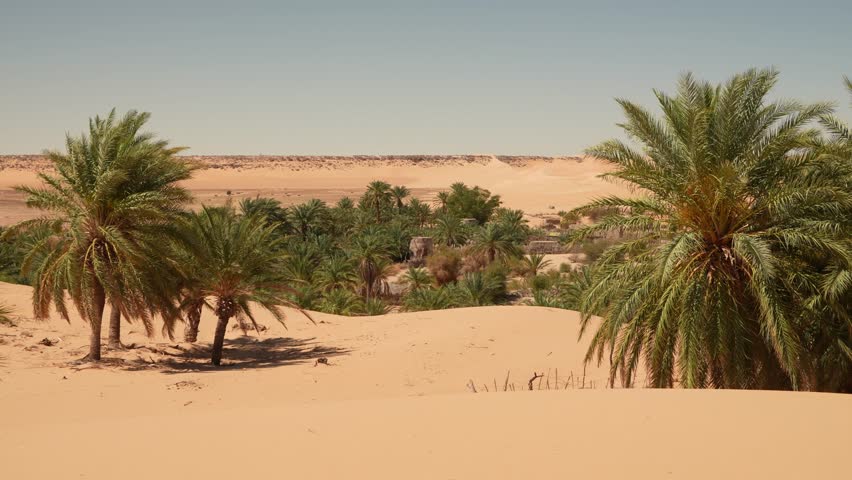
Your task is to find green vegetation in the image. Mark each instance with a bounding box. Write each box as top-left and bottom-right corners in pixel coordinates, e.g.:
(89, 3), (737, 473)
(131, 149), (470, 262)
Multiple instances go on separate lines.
(4, 69), (849, 391)
(11, 110), (194, 360)
(568, 69), (852, 392)
(173, 206), (303, 365)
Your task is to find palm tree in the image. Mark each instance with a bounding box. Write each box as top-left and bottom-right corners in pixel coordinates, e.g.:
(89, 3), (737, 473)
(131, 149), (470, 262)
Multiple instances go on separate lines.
(455, 271), (505, 307)
(518, 254), (552, 277)
(494, 209), (530, 243)
(571, 69), (851, 390)
(433, 191), (450, 212)
(401, 267), (433, 292)
(406, 198), (433, 228)
(315, 255), (358, 291)
(288, 199), (328, 239)
(432, 214), (469, 247)
(402, 287), (455, 312)
(390, 185), (410, 212)
(176, 206), (307, 365)
(469, 224), (521, 264)
(362, 298), (391, 316)
(239, 196), (291, 237)
(363, 180), (393, 223)
(348, 234), (392, 301)
(14, 109), (194, 360)
(318, 288), (362, 315)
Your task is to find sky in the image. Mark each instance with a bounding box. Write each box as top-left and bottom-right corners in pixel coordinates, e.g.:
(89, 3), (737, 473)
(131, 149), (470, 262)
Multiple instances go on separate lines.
(1, 0), (850, 155)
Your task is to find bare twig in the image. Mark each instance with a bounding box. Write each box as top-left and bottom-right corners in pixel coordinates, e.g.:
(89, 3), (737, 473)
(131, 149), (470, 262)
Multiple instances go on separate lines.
(528, 372), (544, 391)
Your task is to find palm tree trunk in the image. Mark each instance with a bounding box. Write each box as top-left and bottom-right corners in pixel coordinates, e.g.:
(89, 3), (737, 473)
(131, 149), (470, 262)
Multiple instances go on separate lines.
(183, 303), (202, 343)
(89, 281), (106, 361)
(107, 305), (122, 348)
(211, 313), (230, 366)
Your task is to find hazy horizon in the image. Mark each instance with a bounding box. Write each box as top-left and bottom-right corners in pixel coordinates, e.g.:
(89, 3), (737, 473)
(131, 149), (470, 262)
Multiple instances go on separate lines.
(2, 1), (850, 155)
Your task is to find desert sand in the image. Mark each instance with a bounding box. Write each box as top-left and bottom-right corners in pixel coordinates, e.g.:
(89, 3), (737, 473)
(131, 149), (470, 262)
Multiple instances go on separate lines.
(0, 155), (627, 226)
(1, 157), (849, 479)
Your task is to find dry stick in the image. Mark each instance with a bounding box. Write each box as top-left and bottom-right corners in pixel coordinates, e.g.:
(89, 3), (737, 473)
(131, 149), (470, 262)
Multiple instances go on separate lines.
(503, 370), (511, 392)
(544, 368), (551, 390)
(493, 378), (498, 393)
(528, 372), (544, 391)
(538, 370), (546, 390)
(581, 364), (587, 389)
(555, 368), (559, 390)
(483, 384), (489, 393)
(469, 380), (477, 393)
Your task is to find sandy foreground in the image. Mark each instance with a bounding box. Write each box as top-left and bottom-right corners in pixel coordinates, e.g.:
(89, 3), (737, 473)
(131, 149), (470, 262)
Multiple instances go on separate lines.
(1, 279), (850, 479)
(1, 157), (849, 478)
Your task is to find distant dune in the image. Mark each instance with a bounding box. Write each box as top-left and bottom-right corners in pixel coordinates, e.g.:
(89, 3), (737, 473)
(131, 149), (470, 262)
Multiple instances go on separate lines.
(0, 154), (625, 226)
(0, 154), (583, 171)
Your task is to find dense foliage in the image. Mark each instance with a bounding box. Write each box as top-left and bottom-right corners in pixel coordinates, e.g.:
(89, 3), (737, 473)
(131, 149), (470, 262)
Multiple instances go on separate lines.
(569, 69), (852, 391)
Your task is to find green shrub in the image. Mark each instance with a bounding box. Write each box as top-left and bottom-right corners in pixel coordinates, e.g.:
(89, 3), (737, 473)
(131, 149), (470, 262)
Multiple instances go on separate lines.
(402, 287), (456, 312)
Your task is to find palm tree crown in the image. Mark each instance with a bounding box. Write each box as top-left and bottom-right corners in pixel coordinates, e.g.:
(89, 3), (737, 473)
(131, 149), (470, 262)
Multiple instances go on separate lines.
(14, 109), (194, 360)
(176, 206), (305, 365)
(571, 69), (851, 390)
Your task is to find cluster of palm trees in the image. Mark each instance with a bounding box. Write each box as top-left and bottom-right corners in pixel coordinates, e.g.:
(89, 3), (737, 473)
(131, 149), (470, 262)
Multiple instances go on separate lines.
(4, 114), (531, 364)
(3, 69), (848, 392)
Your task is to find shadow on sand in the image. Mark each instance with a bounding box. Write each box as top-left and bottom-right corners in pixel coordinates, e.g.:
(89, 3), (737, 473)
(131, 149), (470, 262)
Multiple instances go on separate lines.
(72, 336), (349, 374)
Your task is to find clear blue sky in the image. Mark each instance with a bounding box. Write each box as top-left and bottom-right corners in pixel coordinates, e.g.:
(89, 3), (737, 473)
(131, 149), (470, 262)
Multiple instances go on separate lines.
(1, 0), (850, 155)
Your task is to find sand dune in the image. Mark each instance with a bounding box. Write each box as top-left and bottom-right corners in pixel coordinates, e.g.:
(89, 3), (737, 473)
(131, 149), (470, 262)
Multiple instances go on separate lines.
(0, 155), (628, 225)
(1, 280), (850, 479)
(1, 156), (848, 479)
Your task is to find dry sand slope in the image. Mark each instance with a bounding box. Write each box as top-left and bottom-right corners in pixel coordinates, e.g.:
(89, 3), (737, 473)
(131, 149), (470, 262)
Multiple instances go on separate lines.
(0, 155), (629, 225)
(1, 280), (850, 479)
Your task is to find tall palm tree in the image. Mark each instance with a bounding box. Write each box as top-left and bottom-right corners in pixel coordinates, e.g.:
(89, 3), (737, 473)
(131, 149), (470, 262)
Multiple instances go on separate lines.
(363, 180), (393, 223)
(571, 69), (851, 390)
(13, 109), (194, 360)
(348, 234), (392, 301)
(390, 185), (410, 213)
(176, 206), (307, 365)
(469, 224), (521, 264)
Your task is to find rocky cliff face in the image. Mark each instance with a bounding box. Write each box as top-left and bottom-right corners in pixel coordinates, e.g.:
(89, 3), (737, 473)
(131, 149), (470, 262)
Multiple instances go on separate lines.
(0, 154), (583, 171)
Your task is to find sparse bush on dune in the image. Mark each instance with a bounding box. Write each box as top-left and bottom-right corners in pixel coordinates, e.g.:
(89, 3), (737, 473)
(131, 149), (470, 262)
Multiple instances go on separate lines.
(0, 302), (15, 326)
